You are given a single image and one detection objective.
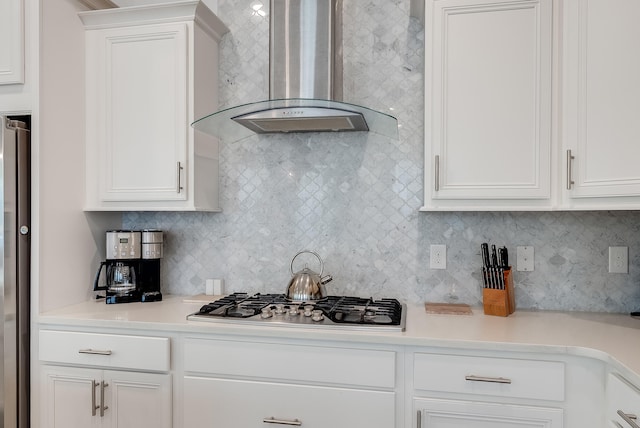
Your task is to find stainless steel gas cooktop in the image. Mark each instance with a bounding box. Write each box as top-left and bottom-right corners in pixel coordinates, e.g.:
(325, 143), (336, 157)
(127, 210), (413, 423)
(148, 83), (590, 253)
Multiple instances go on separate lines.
(187, 293), (406, 332)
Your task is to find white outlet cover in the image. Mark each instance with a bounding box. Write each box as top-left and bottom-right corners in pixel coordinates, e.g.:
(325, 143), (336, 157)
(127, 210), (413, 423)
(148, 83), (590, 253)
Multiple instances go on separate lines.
(517, 246), (534, 271)
(430, 244), (446, 269)
(608, 246), (628, 274)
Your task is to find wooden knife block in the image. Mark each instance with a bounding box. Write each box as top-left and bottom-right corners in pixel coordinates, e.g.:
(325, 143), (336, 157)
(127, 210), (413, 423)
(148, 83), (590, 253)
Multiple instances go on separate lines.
(482, 268), (515, 317)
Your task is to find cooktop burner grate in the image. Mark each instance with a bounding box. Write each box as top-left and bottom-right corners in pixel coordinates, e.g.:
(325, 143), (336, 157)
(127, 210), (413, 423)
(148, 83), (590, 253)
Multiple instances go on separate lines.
(189, 292), (406, 331)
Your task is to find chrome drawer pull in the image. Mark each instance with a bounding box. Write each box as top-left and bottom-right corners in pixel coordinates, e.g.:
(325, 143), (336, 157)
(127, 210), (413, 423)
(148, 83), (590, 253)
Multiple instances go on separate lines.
(434, 155), (440, 191)
(100, 382), (109, 417)
(566, 149), (575, 190)
(177, 161), (184, 193)
(263, 417), (302, 426)
(618, 410), (640, 428)
(465, 375), (512, 384)
(91, 380), (99, 416)
(79, 348), (112, 356)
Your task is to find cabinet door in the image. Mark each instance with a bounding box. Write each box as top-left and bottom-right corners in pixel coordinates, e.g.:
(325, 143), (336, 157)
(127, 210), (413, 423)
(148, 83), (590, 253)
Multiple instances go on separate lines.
(184, 376), (395, 428)
(104, 371), (172, 428)
(606, 374), (640, 428)
(0, 0), (24, 84)
(88, 23), (189, 203)
(562, 0), (640, 206)
(415, 398), (563, 428)
(423, 0), (552, 210)
(42, 366), (102, 428)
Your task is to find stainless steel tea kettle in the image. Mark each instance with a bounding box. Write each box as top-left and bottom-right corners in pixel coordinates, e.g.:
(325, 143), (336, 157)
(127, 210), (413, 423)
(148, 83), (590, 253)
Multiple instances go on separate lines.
(286, 251), (333, 301)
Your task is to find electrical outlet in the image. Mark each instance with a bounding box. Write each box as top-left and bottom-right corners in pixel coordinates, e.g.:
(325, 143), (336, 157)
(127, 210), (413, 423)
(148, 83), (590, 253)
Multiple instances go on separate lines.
(430, 244), (446, 269)
(609, 246), (628, 274)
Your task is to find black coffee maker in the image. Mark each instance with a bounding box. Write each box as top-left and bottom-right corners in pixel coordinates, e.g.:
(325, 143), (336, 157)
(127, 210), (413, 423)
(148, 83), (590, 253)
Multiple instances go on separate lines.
(94, 230), (163, 304)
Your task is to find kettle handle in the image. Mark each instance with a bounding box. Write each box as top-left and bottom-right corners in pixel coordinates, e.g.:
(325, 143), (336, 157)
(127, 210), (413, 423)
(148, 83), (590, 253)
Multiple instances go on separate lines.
(93, 261), (107, 291)
(290, 250), (324, 276)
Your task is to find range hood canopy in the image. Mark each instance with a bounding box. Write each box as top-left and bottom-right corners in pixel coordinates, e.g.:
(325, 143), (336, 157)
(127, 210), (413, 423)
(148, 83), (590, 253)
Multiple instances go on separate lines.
(192, 0), (399, 141)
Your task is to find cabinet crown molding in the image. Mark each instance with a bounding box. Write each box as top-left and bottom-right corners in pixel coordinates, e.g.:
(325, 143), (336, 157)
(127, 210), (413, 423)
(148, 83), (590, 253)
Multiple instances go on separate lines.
(78, 0), (229, 41)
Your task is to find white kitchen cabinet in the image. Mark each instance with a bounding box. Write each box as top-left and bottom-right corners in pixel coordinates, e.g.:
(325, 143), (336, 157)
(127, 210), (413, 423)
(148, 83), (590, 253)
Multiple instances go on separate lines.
(182, 337), (398, 427)
(422, 0), (553, 211)
(0, 0), (24, 85)
(561, 0), (640, 209)
(79, 2), (228, 211)
(42, 366), (171, 428)
(184, 376), (395, 428)
(39, 329), (172, 428)
(411, 352), (564, 427)
(606, 373), (640, 428)
(415, 398), (563, 428)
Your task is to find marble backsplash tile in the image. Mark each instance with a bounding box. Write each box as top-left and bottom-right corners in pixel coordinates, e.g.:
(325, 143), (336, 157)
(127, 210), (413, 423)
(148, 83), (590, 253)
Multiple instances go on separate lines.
(124, 0), (640, 313)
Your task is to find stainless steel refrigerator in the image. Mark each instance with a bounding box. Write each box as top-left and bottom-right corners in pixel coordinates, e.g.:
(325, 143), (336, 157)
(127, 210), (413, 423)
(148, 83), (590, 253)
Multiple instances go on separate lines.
(0, 116), (30, 428)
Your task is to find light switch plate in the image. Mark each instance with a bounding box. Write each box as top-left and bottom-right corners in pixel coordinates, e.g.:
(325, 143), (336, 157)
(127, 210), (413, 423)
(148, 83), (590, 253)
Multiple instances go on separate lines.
(517, 246), (534, 271)
(608, 246), (628, 274)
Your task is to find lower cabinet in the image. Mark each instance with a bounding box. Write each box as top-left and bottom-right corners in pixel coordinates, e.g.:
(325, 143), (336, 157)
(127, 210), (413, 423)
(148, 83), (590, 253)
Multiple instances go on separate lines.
(42, 366), (171, 428)
(38, 329), (172, 428)
(415, 398), (563, 428)
(182, 337), (398, 427)
(36, 326), (638, 428)
(606, 373), (640, 428)
(411, 352), (565, 428)
(184, 376), (395, 427)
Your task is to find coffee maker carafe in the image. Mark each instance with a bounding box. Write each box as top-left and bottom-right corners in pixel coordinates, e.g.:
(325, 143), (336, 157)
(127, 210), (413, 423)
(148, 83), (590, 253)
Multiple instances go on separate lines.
(94, 230), (163, 304)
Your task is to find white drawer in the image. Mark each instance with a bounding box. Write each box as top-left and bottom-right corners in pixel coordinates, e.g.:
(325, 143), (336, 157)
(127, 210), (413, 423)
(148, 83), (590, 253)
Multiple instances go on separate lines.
(184, 338), (396, 388)
(413, 353), (565, 401)
(607, 373), (640, 427)
(184, 376), (395, 428)
(39, 330), (170, 372)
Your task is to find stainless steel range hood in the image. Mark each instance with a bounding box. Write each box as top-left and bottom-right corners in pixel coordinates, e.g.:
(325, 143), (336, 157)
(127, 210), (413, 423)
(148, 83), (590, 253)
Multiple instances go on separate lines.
(192, 0), (398, 141)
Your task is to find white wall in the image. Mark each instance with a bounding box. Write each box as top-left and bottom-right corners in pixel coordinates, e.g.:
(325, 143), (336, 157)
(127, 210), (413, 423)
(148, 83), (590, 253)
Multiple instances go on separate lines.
(38, 0), (120, 313)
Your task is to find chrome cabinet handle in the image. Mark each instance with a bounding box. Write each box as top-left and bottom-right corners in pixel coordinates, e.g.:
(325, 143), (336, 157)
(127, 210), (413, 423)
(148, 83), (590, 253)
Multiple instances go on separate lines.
(91, 380), (99, 416)
(79, 349), (112, 356)
(417, 410), (422, 428)
(100, 382), (109, 417)
(465, 375), (512, 384)
(566, 149), (575, 190)
(618, 410), (640, 428)
(434, 155), (440, 191)
(177, 161), (184, 193)
(262, 417), (302, 426)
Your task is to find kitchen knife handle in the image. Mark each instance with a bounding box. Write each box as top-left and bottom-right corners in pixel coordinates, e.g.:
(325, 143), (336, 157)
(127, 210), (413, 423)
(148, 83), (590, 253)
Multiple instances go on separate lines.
(465, 375), (512, 384)
(481, 243), (490, 268)
(434, 155), (440, 191)
(263, 417), (302, 426)
(618, 410), (640, 428)
(566, 150), (575, 190)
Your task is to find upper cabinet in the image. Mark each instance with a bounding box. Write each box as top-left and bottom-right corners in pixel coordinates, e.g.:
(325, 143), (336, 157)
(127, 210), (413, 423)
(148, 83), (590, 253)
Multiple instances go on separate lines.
(561, 0), (640, 209)
(422, 0), (640, 211)
(0, 0), (25, 85)
(80, 1), (228, 211)
(422, 0), (553, 211)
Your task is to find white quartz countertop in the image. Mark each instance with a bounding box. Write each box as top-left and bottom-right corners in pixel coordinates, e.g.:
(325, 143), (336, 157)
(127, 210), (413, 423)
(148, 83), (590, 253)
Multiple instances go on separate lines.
(38, 295), (640, 382)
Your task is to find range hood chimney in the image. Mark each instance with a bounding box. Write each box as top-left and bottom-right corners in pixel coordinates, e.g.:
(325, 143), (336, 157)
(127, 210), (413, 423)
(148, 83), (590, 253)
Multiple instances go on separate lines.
(192, 0), (399, 141)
